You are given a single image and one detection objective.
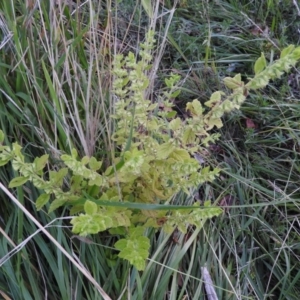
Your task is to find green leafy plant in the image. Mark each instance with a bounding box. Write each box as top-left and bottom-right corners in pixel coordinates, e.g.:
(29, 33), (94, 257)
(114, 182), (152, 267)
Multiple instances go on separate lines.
(1, 30), (300, 270)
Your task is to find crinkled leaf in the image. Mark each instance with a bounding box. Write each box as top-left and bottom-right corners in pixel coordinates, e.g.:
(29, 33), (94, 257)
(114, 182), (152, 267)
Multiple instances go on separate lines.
(246, 75), (270, 90)
(163, 211), (188, 234)
(169, 118), (182, 131)
(84, 200), (98, 215)
(71, 215), (100, 236)
(223, 75), (242, 89)
(114, 235), (150, 270)
(128, 226), (145, 237)
(156, 142), (175, 159)
(188, 203), (222, 224)
(182, 128), (196, 145)
(204, 91), (224, 108)
(205, 117), (223, 129)
(186, 99), (203, 116)
(92, 214), (113, 230)
(71, 214), (113, 236)
(113, 210), (131, 227)
(170, 148), (191, 161)
(165, 73), (180, 87)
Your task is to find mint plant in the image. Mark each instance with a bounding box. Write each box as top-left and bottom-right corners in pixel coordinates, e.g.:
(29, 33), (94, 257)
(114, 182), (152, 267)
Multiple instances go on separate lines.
(1, 31), (299, 270)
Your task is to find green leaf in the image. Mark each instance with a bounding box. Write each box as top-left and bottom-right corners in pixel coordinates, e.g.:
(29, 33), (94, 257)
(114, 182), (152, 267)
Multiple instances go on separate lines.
(107, 157), (125, 176)
(280, 45), (294, 59)
(84, 200), (98, 215)
(223, 74), (242, 89)
(36, 194), (50, 210)
(163, 210), (190, 234)
(71, 215), (99, 236)
(109, 227), (126, 235)
(34, 154), (49, 171)
(186, 99), (203, 116)
(128, 226), (145, 237)
(169, 118), (182, 131)
(48, 198), (68, 213)
(88, 174), (106, 187)
(170, 148), (190, 161)
(9, 176), (29, 188)
(71, 214), (113, 236)
(49, 168), (68, 185)
(233, 73), (242, 82)
(114, 235), (150, 271)
(70, 175), (83, 191)
(156, 142), (175, 159)
(146, 103), (158, 112)
(0, 130), (4, 143)
(204, 91), (224, 108)
(254, 53), (267, 75)
(165, 110), (177, 118)
(163, 222), (174, 234)
(246, 75), (270, 90)
(170, 90), (181, 98)
(81, 156), (90, 165)
(113, 210), (131, 227)
(178, 222), (187, 234)
(189, 202), (222, 220)
(291, 46), (300, 60)
(182, 128), (196, 145)
(71, 148), (78, 158)
(89, 157), (102, 171)
(205, 116), (223, 129)
(0, 158), (12, 167)
(70, 205), (84, 215)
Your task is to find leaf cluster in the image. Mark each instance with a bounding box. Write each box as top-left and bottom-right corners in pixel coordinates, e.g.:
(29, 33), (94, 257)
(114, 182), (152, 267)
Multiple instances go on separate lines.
(1, 31), (300, 270)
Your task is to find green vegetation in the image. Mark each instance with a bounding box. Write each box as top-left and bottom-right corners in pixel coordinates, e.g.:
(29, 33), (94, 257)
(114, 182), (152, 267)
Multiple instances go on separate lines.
(1, 0), (300, 299)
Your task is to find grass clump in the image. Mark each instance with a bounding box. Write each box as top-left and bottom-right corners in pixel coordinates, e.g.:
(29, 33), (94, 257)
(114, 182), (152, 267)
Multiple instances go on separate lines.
(1, 0), (300, 299)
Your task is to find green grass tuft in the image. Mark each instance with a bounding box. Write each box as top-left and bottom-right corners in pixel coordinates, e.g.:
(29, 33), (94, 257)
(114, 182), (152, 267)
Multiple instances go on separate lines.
(1, 0), (300, 299)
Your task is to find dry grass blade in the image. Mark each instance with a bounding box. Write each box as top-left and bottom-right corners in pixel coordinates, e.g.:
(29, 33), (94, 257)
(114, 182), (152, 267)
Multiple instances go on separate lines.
(1, 0), (300, 298)
(201, 265), (219, 300)
(0, 290), (11, 300)
(0, 13), (13, 51)
(292, 0), (300, 16)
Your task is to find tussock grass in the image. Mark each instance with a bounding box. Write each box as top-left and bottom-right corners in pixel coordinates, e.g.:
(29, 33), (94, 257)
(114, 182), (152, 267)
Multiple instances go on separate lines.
(0, 0), (300, 299)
